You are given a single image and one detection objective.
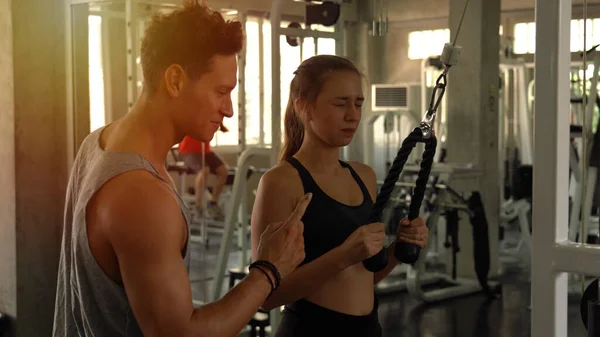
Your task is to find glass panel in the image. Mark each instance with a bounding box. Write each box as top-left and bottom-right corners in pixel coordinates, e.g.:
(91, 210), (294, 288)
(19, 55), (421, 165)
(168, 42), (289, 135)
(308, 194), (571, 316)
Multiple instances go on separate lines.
(408, 29), (450, 60)
(244, 19), (261, 145)
(302, 37), (316, 61)
(513, 23), (530, 54)
(279, 34), (303, 137)
(253, 21), (335, 145)
(89, 14), (105, 133)
(317, 38), (336, 56)
(263, 20), (273, 145)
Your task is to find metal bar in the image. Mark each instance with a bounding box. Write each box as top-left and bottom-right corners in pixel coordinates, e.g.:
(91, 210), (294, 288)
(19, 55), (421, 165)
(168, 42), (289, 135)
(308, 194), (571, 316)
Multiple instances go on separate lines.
(270, 0), (283, 165)
(517, 64), (533, 165)
(377, 180), (447, 190)
(335, 0), (345, 57)
(238, 12), (247, 153)
(531, 0), (571, 336)
(65, 1), (75, 173)
(209, 0), (308, 17)
(240, 184), (249, 268)
(269, 0), (285, 328)
(279, 27), (342, 40)
(211, 147), (273, 301)
(258, 17), (265, 146)
(68, 0), (112, 5)
(552, 242), (600, 275)
(125, 0), (136, 109)
(101, 14), (114, 125)
(438, 202), (471, 211)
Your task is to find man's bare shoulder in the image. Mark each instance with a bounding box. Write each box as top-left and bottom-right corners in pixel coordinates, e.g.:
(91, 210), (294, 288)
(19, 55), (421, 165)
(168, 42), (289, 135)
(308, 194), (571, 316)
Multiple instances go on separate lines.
(91, 170), (183, 244)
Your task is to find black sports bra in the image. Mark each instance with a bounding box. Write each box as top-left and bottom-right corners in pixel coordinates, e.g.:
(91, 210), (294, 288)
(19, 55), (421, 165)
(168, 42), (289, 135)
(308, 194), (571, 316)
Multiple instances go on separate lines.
(286, 157), (374, 266)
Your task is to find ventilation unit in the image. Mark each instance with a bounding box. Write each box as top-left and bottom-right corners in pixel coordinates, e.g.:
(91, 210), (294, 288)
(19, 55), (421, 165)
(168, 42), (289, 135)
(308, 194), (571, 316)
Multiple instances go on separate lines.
(371, 83), (420, 112)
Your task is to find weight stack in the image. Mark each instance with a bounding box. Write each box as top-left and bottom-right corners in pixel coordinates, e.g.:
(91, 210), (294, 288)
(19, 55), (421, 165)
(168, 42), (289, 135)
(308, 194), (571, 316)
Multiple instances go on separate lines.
(589, 300), (600, 337)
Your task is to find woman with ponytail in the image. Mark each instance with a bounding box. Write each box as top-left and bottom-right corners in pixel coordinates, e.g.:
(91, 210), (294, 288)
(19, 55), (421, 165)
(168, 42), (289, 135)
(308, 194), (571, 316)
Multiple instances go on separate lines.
(250, 55), (429, 336)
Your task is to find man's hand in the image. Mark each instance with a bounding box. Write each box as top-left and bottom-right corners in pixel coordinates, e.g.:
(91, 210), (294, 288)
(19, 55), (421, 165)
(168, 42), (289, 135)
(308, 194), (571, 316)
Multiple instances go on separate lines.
(256, 193), (311, 278)
(396, 217), (428, 248)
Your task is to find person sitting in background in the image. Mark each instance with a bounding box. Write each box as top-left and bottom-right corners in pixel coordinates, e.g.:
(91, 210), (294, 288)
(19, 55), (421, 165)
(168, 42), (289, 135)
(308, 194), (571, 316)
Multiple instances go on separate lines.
(179, 122), (229, 220)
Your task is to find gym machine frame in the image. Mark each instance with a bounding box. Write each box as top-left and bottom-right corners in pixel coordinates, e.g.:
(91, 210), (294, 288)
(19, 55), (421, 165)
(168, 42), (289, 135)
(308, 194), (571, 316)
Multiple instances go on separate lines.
(379, 163), (500, 302)
(499, 59), (534, 167)
(532, 0), (600, 336)
(568, 48), (600, 243)
(498, 59), (534, 265)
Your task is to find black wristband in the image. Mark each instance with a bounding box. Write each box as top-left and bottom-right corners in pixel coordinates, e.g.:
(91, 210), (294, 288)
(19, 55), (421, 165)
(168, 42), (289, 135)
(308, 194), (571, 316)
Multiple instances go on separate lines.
(249, 264), (275, 296)
(250, 260), (281, 291)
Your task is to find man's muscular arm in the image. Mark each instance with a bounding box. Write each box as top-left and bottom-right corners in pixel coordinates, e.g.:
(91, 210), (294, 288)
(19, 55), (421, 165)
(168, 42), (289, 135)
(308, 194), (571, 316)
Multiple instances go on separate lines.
(100, 171), (272, 337)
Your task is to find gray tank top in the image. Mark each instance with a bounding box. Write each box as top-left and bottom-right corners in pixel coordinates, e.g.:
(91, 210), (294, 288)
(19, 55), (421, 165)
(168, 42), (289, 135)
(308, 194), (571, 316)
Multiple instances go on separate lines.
(52, 126), (192, 337)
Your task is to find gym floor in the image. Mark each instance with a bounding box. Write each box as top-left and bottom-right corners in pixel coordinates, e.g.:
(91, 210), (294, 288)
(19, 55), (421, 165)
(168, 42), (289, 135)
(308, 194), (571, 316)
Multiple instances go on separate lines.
(188, 230), (587, 337)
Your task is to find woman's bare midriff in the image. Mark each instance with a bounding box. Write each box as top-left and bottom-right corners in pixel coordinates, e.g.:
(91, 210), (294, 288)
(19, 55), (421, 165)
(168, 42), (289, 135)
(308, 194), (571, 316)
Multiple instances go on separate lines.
(304, 263), (374, 316)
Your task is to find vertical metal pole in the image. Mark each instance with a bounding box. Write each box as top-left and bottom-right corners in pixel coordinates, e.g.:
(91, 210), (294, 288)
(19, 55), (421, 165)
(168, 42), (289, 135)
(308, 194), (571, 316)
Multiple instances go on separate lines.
(270, 0), (283, 165)
(240, 184), (248, 268)
(101, 14), (114, 125)
(269, 0), (284, 327)
(335, 9), (345, 57)
(531, 0), (571, 336)
(238, 12), (247, 153)
(259, 17), (265, 146)
(336, 9), (347, 160)
(125, 0), (137, 109)
(65, 1), (75, 173)
(517, 65), (533, 165)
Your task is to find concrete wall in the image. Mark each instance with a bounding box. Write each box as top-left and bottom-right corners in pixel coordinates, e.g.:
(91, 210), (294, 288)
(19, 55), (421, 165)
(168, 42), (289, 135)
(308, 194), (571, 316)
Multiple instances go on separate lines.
(387, 0), (600, 22)
(0, 0), (69, 336)
(0, 0), (16, 325)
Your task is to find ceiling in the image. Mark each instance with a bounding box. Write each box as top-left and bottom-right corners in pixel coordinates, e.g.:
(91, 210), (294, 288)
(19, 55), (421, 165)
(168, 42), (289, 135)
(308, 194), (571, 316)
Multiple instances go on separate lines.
(385, 0), (600, 22)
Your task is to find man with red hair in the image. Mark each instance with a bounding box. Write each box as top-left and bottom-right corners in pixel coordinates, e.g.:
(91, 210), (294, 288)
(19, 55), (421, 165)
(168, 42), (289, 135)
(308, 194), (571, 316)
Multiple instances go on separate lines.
(52, 3), (307, 337)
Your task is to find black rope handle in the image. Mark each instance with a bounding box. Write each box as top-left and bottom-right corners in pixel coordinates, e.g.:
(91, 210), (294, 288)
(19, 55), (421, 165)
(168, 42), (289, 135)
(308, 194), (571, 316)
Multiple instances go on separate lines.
(362, 129), (438, 272)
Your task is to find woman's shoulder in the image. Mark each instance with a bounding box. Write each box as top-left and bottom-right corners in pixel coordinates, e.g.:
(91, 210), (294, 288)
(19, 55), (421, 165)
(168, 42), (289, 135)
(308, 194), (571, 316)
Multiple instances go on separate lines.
(258, 161), (303, 191)
(344, 161), (376, 180)
(344, 161), (377, 195)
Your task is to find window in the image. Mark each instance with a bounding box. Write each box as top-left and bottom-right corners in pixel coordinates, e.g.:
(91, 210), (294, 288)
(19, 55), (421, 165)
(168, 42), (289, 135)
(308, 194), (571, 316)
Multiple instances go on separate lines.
(210, 65), (240, 147)
(514, 18), (600, 54)
(244, 20), (262, 145)
(408, 29), (450, 60)
(89, 15), (106, 132)
(408, 26), (504, 60)
(513, 22), (536, 54)
(239, 18), (336, 147)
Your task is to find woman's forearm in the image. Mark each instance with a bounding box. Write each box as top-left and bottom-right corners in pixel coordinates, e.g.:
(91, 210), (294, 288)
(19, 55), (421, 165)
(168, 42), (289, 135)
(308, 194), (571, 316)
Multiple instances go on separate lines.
(261, 246), (350, 311)
(373, 241), (400, 284)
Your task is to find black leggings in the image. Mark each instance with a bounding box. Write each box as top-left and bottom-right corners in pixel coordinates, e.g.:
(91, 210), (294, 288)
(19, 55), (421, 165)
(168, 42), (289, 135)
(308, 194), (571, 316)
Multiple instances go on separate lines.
(274, 297), (382, 337)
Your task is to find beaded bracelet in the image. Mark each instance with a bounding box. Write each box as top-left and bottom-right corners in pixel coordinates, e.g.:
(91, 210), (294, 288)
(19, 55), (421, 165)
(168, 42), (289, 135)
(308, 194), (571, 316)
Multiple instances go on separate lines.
(250, 265), (274, 295)
(249, 260), (281, 292)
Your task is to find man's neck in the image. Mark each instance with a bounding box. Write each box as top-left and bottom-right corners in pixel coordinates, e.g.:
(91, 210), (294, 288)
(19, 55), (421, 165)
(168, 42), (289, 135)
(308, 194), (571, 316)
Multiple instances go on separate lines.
(110, 93), (181, 168)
